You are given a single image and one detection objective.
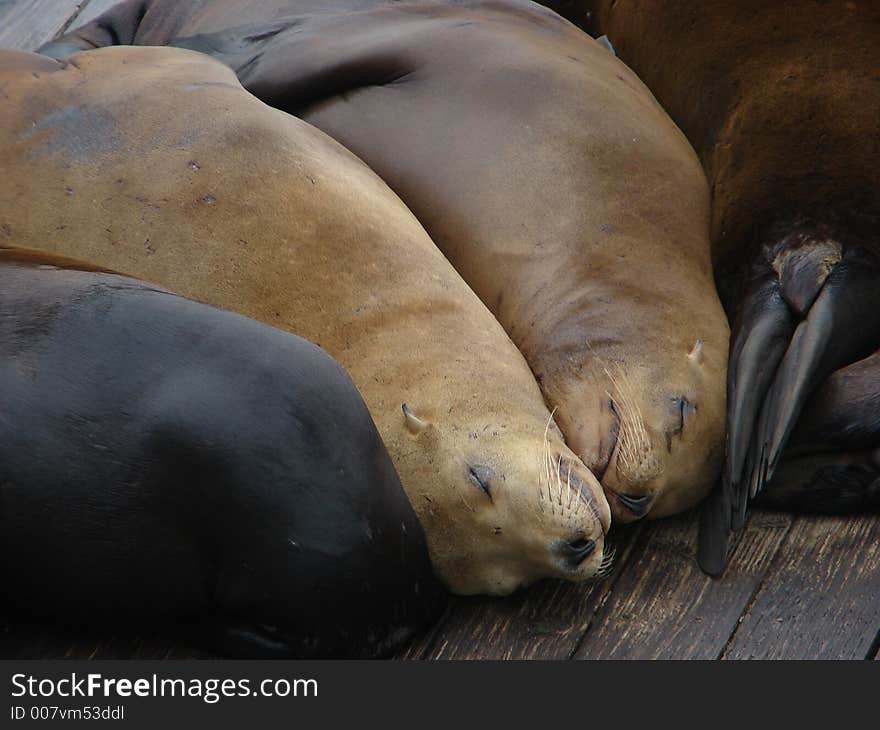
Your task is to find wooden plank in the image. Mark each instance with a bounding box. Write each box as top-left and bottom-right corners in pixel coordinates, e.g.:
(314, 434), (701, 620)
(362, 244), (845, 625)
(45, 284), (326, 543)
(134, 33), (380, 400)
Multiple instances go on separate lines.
(572, 510), (792, 659)
(0, 0), (87, 50)
(69, 0), (120, 30)
(399, 523), (644, 659)
(723, 514), (880, 660)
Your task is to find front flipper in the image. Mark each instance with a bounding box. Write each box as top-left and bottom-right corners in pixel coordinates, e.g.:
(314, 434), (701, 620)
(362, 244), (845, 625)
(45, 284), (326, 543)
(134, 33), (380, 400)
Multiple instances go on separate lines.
(699, 347), (880, 575)
(700, 224), (880, 575)
(168, 10), (420, 117)
(746, 347), (880, 513)
(37, 0), (149, 58)
(697, 478), (733, 576)
(724, 272), (795, 499)
(759, 250), (880, 477)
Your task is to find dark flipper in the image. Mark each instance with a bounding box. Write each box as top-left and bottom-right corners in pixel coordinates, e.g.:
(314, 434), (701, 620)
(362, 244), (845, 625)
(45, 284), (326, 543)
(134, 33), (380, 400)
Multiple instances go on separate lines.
(37, 0), (148, 58)
(701, 275), (794, 574)
(701, 225), (880, 575)
(170, 14), (418, 117)
(724, 273), (794, 497)
(701, 347), (880, 576)
(697, 479), (732, 576)
(756, 248), (880, 486)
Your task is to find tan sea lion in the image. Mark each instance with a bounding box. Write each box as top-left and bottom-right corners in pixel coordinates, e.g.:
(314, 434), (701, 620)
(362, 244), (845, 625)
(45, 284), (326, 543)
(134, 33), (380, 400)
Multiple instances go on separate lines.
(44, 0), (731, 523)
(585, 0), (880, 571)
(0, 245), (443, 658)
(0, 46), (611, 595)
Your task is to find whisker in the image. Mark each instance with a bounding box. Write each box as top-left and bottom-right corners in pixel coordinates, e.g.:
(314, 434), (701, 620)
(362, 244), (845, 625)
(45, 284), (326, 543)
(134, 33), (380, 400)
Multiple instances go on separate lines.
(565, 458), (574, 511)
(559, 455), (566, 506)
(542, 407), (558, 513)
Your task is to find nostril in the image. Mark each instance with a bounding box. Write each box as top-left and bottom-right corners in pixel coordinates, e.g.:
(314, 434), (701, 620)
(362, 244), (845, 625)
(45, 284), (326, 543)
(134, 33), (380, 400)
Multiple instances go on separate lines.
(559, 537), (597, 567)
(569, 537), (594, 552)
(615, 492), (651, 517)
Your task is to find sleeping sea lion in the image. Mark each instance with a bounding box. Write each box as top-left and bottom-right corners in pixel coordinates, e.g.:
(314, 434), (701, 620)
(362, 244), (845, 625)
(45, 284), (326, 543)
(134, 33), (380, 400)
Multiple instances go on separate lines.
(0, 246), (442, 658)
(586, 0), (880, 571)
(0, 46), (611, 595)
(42, 0), (731, 524)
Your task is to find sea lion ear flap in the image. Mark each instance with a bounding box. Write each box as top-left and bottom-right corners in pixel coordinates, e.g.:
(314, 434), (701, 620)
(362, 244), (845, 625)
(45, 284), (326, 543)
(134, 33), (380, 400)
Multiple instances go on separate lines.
(595, 35), (617, 56)
(402, 403), (431, 435)
(688, 338), (704, 365)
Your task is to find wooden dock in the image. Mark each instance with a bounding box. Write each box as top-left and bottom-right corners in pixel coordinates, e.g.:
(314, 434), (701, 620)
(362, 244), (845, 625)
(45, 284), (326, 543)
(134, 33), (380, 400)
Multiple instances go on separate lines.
(1, 0), (878, 660)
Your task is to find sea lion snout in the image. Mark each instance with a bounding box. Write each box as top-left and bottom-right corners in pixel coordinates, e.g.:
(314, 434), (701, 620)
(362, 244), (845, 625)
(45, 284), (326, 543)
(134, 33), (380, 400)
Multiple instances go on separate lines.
(539, 446), (612, 532)
(580, 353), (727, 522)
(441, 436), (612, 593)
(538, 448), (612, 577)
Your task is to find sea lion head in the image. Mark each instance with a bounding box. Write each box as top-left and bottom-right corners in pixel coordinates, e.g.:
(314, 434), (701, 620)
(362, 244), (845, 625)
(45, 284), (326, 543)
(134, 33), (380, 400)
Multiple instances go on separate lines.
(396, 403), (611, 596)
(548, 329), (728, 524)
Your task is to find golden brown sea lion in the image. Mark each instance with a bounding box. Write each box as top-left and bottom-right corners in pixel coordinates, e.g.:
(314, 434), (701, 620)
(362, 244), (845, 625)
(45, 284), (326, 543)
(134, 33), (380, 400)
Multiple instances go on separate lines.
(585, 0), (880, 571)
(0, 245), (444, 658)
(0, 46), (611, 595)
(44, 0), (731, 523)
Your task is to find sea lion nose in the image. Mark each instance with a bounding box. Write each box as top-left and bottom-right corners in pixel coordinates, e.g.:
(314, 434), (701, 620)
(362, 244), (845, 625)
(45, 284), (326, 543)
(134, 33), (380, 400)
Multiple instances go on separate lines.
(557, 537), (597, 568)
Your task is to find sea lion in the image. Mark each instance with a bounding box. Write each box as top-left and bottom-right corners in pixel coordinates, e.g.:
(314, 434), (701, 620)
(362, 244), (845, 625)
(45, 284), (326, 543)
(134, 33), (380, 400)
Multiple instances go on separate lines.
(0, 46), (611, 595)
(586, 0), (880, 570)
(0, 246), (442, 658)
(44, 0), (730, 523)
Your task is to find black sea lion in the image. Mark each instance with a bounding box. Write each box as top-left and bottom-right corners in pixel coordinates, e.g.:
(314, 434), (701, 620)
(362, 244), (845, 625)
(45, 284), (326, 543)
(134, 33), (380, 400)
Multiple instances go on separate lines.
(582, 0), (880, 571)
(44, 0), (730, 524)
(0, 246), (443, 658)
(0, 46), (611, 595)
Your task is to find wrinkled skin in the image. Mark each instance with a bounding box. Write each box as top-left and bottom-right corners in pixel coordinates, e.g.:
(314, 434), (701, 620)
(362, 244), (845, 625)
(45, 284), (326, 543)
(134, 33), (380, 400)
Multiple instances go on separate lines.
(585, 1), (880, 571)
(0, 46), (611, 595)
(45, 0), (730, 524)
(0, 248), (443, 658)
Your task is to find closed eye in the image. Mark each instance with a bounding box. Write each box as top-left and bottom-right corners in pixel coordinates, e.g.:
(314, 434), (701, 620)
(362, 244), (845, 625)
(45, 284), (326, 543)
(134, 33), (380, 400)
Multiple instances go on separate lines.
(615, 492), (652, 517)
(672, 396), (693, 435)
(468, 464), (494, 500)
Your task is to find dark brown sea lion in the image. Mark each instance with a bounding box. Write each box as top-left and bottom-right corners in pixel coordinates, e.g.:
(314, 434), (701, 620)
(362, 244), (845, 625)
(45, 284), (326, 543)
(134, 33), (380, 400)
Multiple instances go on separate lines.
(0, 46), (611, 595)
(0, 246), (443, 658)
(580, 0), (880, 571)
(44, 0), (731, 524)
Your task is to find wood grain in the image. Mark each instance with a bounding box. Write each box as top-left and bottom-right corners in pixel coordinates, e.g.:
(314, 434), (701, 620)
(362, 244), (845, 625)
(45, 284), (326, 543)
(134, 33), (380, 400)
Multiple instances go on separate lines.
(572, 510), (792, 659)
(723, 514), (880, 659)
(401, 524), (644, 659)
(0, 0), (86, 49)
